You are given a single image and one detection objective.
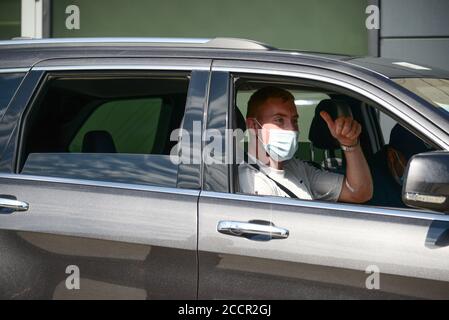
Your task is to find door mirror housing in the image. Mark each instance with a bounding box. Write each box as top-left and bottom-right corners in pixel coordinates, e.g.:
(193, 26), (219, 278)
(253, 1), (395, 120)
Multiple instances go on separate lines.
(402, 151), (449, 214)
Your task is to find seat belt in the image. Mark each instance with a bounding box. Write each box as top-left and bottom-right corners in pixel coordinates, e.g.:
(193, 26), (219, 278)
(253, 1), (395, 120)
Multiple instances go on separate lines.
(248, 162), (299, 199)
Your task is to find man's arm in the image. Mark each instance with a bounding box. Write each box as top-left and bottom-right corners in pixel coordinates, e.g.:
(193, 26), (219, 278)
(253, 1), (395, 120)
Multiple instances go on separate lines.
(320, 112), (373, 203)
(339, 144), (373, 203)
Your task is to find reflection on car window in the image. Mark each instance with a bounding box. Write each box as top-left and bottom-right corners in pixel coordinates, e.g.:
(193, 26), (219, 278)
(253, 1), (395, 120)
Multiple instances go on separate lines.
(20, 74), (189, 187)
(0, 73), (24, 117)
(394, 78), (449, 117)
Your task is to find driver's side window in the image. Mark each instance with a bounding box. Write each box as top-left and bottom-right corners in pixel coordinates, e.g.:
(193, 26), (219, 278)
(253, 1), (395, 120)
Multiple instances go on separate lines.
(233, 76), (438, 210)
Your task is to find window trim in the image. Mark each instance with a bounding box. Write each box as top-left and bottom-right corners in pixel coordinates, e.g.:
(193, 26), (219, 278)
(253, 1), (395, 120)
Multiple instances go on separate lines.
(14, 69), (198, 189)
(0, 68), (29, 74)
(0, 172), (200, 197)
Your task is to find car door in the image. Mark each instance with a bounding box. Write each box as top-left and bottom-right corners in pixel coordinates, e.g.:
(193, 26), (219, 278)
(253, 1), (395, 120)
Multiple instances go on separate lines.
(0, 58), (211, 299)
(198, 60), (449, 299)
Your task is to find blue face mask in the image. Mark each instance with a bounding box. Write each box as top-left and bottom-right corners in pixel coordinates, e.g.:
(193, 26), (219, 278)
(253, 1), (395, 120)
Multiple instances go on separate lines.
(255, 120), (299, 162)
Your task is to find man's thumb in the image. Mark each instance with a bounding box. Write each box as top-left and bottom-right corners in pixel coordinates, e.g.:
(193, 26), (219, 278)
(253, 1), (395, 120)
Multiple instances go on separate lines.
(320, 111), (334, 129)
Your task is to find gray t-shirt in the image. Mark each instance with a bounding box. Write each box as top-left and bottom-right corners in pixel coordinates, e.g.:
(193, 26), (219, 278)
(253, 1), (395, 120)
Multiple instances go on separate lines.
(238, 156), (344, 201)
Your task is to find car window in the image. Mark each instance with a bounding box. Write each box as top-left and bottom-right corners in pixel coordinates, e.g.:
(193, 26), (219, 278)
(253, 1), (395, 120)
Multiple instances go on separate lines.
(232, 76), (440, 211)
(377, 110), (397, 144)
(69, 97), (164, 154)
(366, 108), (436, 208)
(0, 73), (25, 119)
(394, 78), (449, 119)
(19, 73), (190, 188)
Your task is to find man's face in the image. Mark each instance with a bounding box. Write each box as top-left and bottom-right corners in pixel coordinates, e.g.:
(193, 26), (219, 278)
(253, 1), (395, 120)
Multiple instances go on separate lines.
(248, 97), (299, 145)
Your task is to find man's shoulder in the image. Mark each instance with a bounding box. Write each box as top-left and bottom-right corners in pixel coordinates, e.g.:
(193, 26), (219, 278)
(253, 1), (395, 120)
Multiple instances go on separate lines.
(284, 157), (310, 171)
(238, 162), (278, 196)
(238, 162), (267, 183)
(238, 162), (259, 174)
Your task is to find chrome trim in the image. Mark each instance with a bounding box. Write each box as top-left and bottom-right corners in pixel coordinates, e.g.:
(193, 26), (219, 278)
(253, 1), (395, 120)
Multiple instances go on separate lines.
(0, 198), (29, 211)
(217, 220), (289, 239)
(0, 37), (211, 46)
(32, 65), (210, 71)
(212, 66), (449, 150)
(0, 173), (200, 197)
(0, 68), (29, 74)
(340, 60), (390, 80)
(0, 37), (273, 50)
(201, 191), (449, 222)
(405, 192), (446, 204)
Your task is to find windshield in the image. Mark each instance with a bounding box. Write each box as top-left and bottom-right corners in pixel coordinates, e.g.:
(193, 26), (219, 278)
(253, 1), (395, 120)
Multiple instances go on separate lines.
(394, 78), (449, 117)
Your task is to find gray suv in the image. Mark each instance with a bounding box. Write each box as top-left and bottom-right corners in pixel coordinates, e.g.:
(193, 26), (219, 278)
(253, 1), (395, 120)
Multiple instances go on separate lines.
(0, 38), (448, 299)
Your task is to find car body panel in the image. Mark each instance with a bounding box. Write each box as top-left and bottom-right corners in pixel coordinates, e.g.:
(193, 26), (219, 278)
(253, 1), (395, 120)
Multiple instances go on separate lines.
(198, 192), (449, 299)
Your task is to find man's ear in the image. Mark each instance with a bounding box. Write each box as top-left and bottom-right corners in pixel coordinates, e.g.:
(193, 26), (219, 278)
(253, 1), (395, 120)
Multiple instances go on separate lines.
(246, 118), (256, 130)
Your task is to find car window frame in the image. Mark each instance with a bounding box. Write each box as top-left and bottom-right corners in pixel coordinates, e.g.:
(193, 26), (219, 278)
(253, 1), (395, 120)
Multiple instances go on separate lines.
(2, 60), (211, 191)
(16, 70), (191, 187)
(204, 59), (449, 217)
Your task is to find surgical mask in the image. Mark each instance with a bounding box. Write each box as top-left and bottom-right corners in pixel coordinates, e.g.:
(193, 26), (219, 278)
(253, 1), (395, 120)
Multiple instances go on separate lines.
(254, 119), (299, 162)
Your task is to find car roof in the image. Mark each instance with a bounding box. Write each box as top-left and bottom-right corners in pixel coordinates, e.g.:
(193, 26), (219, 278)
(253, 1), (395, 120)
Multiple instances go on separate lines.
(0, 37), (448, 79)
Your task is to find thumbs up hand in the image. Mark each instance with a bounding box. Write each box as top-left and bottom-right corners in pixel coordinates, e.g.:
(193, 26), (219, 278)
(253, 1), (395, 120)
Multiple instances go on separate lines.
(319, 111), (362, 146)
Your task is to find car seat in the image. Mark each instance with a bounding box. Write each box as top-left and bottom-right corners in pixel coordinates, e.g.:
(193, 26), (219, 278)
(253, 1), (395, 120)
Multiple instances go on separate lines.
(82, 130), (117, 153)
(308, 99), (352, 173)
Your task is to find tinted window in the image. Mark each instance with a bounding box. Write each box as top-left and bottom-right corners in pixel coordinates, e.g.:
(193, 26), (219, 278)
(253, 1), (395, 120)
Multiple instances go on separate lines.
(0, 73), (25, 118)
(69, 97), (164, 154)
(20, 73), (189, 188)
(394, 78), (449, 120)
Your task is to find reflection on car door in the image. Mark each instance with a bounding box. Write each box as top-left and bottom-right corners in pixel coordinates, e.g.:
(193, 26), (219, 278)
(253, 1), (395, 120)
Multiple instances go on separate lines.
(199, 192), (449, 299)
(0, 63), (210, 299)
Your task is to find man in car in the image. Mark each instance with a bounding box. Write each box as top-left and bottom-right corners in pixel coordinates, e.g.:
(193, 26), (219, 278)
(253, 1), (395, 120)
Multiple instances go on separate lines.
(239, 86), (373, 203)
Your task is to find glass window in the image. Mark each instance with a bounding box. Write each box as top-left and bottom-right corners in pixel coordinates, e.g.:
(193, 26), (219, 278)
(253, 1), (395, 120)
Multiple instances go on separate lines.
(20, 73), (190, 188)
(69, 97), (163, 154)
(394, 78), (449, 119)
(233, 76), (440, 210)
(0, 73), (24, 118)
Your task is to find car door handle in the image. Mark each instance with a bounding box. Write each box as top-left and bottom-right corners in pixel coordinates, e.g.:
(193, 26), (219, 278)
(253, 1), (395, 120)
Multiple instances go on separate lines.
(0, 197), (29, 212)
(217, 220), (289, 240)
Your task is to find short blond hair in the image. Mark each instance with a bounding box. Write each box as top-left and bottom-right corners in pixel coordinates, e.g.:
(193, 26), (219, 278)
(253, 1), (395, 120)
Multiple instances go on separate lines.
(247, 86), (295, 118)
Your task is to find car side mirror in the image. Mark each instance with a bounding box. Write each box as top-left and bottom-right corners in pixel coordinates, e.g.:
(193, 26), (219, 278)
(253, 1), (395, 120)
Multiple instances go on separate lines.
(402, 151), (449, 214)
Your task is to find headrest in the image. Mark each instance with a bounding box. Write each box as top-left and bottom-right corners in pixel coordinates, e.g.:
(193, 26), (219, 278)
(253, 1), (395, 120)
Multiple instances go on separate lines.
(82, 130), (117, 153)
(308, 99), (353, 150)
(389, 124), (430, 159)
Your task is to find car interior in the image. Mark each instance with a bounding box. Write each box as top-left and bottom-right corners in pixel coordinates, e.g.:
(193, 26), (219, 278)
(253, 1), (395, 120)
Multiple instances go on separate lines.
(20, 73), (190, 172)
(233, 77), (438, 209)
